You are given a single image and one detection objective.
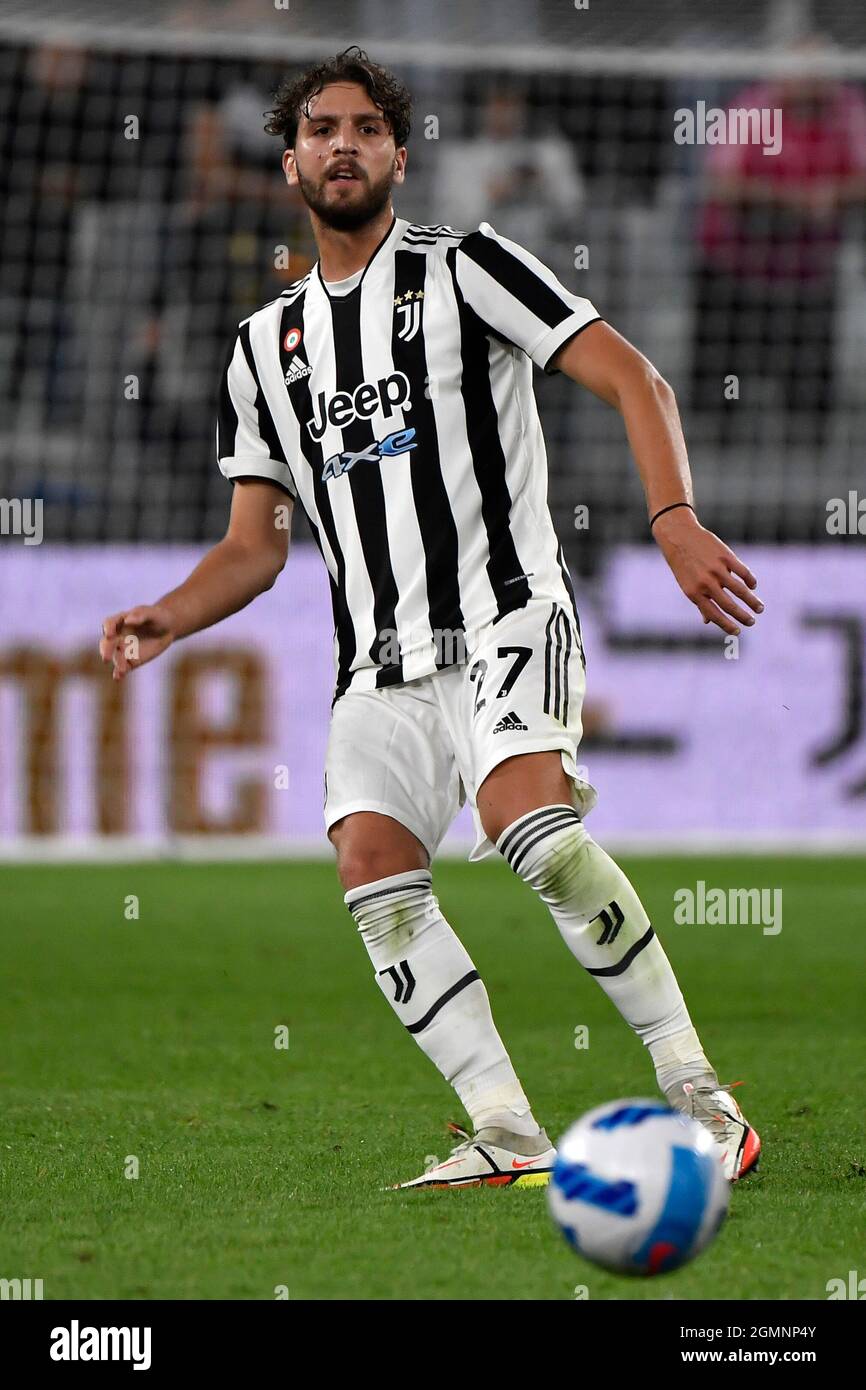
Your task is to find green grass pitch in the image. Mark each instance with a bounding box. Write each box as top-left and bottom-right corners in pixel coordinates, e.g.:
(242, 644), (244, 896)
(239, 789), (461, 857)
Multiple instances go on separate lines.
(1, 855), (863, 1301)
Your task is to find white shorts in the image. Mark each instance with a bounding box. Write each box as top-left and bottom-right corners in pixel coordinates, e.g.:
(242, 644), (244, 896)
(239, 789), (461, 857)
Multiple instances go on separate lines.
(323, 597), (598, 862)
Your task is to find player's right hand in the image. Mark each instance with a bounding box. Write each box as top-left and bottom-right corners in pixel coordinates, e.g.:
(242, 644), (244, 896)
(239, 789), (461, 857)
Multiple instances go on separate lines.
(99, 605), (175, 680)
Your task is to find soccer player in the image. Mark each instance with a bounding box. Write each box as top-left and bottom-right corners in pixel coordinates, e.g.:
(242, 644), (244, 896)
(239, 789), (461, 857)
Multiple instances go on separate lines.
(100, 48), (762, 1188)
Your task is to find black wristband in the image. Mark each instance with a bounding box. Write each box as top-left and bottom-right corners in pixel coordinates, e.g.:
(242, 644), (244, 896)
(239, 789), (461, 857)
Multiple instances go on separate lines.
(650, 501), (695, 530)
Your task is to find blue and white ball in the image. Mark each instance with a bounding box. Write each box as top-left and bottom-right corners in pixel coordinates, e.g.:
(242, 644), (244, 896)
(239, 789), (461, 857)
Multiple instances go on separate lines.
(547, 1098), (730, 1275)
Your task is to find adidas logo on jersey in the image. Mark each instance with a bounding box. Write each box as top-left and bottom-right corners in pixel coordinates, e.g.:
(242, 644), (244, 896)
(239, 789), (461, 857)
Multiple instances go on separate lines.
(493, 710), (528, 733)
(284, 358), (312, 386)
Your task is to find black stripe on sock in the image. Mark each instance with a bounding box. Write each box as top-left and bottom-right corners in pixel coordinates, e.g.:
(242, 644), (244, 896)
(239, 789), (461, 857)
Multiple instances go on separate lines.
(509, 812), (582, 877)
(500, 806), (583, 867)
(497, 804), (577, 862)
(348, 876), (431, 917)
(585, 925), (656, 977)
(506, 812), (581, 874)
(406, 969), (480, 1034)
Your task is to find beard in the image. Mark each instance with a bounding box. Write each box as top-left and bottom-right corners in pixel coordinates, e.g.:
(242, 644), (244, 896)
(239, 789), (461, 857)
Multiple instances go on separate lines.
(295, 164), (394, 231)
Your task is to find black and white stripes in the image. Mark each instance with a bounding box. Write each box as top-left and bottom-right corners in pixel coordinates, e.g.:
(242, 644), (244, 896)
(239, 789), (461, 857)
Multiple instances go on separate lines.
(543, 602), (573, 724)
(346, 872), (432, 921)
(216, 217), (598, 703)
(497, 804), (582, 877)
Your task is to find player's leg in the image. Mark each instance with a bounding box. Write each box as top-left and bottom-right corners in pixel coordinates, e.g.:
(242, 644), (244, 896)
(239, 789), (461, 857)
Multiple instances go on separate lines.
(477, 749), (715, 1100)
(329, 809), (428, 890)
(461, 599), (760, 1179)
(324, 682), (554, 1186)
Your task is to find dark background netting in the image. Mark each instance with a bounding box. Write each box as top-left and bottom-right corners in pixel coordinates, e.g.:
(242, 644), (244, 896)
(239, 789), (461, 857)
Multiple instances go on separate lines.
(1, 0), (864, 573)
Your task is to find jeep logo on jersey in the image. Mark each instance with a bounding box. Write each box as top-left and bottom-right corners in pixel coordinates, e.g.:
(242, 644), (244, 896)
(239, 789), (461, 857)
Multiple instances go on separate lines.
(307, 372), (411, 442)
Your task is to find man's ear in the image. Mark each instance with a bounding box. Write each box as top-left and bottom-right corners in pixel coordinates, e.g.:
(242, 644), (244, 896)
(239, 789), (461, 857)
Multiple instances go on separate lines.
(282, 148), (297, 186)
(393, 146), (407, 184)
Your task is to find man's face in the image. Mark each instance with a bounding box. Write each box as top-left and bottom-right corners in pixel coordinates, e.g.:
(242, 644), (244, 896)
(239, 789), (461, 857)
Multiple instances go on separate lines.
(284, 81), (406, 230)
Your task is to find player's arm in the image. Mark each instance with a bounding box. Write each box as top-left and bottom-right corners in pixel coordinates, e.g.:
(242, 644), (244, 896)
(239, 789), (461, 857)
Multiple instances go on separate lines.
(552, 321), (763, 636)
(453, 226), (761, 635)
(99, 479), (290, 680)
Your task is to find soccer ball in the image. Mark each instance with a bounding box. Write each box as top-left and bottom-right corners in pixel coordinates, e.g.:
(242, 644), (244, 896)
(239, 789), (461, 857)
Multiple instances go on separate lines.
(547, 1097), (730, 1276)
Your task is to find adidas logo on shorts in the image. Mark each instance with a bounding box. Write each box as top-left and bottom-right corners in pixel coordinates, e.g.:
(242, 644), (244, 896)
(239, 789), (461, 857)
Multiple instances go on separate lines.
(493, 710), (528, 733)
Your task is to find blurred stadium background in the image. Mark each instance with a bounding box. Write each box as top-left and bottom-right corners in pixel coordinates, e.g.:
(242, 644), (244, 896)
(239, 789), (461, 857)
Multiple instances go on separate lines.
(2, 0), (866, 854)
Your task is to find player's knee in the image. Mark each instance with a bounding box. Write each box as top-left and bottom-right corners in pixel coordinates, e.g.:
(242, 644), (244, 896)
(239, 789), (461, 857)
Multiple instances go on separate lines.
(334, 844), (428, 894)
(478, 752), (574, 844)
(335, 848), (383, 892)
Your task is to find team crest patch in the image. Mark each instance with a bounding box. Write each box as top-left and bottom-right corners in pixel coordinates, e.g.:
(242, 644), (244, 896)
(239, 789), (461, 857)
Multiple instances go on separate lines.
(284, 327), (303, 352)
(394, 289), (423, 342)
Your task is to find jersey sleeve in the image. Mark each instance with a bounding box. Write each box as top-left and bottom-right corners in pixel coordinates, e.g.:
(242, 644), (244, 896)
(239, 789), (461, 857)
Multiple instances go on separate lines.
(216, 328), (297, 497)
(453, 222), (602, 374)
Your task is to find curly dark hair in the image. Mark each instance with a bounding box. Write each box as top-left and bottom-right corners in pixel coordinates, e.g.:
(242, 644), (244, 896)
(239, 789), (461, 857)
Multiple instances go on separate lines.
(263, 46), (412, 149)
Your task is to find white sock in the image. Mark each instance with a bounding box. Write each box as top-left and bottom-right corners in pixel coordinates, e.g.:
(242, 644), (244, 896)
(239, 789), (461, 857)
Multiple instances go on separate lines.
(346, 868), (541, 1137)
(496, 806), (713, 1095)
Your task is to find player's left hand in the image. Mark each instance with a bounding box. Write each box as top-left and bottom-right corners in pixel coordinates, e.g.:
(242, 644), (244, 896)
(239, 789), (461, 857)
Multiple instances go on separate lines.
(652, 508), (763, 636)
